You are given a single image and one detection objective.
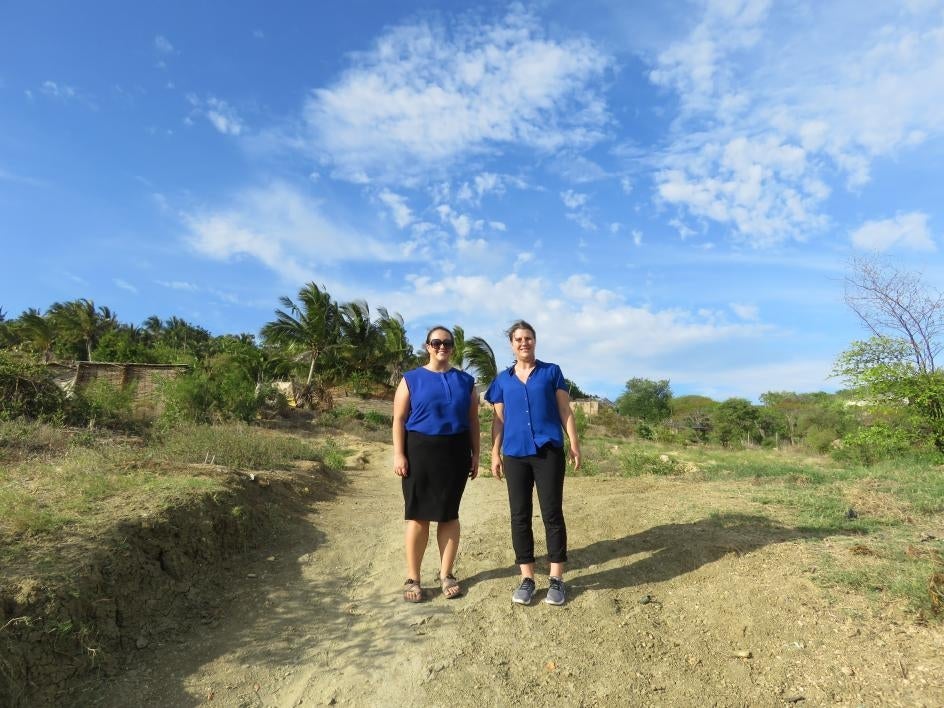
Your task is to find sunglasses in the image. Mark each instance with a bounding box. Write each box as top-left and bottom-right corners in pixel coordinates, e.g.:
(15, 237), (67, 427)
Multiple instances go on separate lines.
(427, 339), (455, 350)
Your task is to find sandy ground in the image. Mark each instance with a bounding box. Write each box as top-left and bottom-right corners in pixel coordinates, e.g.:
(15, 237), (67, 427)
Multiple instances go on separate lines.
(90, 435), (944, 707)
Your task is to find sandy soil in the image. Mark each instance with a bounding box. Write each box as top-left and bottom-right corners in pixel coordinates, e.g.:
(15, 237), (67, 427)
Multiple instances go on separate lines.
(89, 435), (944, 707)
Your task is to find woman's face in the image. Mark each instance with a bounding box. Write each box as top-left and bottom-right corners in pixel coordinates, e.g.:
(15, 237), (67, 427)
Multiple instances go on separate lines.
(509, 328), (536, 361)
(426, 329), (454, 365)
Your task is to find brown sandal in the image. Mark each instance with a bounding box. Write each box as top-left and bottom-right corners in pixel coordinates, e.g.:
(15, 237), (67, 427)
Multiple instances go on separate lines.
(403, 579), (423, 603)
(440, 574), (462, 599)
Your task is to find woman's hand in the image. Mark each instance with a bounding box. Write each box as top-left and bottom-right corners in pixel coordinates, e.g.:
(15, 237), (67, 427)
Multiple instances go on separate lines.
(393, 452), (409, 477)
(469, 451), (480, 480)
(491, 453), (503, 480)
(568, 445), (581, 471)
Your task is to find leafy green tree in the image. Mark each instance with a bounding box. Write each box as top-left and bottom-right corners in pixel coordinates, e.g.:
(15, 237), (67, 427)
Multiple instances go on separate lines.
(464, 336), (498, 387)
(616, 378), (673, 423)
(15, 308), (57, 361)
(449, 324), (469, 370)
(261, 283), (342, 400)
(837, 258), (944, 454)
(339, 300), (383, 382)
(92, 325), (159, 363)
(48, 299), (117, 360)
(712, 397), (759, 446)
(376, 307), (414, 385)
(155, 316), (213, 360)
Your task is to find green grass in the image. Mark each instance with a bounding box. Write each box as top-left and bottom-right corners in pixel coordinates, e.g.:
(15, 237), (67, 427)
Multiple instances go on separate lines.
(574, 432), (944, 619)
(0, 423), (343, 544)
(152, 423), (326, 469)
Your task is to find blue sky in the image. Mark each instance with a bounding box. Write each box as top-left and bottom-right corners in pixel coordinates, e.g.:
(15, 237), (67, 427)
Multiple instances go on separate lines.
(3, 0), (943, 401)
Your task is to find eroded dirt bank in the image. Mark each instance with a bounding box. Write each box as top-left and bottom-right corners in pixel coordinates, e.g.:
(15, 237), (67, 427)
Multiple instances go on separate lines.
(81, 435), (944, 708)
(0, 462), (341, 707)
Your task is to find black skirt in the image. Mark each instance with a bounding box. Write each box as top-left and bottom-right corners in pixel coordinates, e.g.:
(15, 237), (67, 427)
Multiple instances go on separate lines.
(403, 430), (471, 521)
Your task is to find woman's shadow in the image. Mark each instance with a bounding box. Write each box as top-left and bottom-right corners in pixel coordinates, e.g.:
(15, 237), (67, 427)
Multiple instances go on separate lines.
(463, 513), (857, 596)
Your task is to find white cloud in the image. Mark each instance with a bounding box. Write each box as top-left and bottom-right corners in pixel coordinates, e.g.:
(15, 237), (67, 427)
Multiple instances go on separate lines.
(40, 80), (76, 99)
(631, 229), (643, 246)
(188, 94), (244, 135)
(565, 211), (597, 232)
(649, 3), (944, 246)
(114, 279), (138, 294)
(154, 35), (174, 54)
(303, 7), (610, 182)
(850, 212), (936, 252)
(183, 182), (404, 282)
(378, 189), (414, 229)
(729, 302), (759, 320)
(156, 280), (199, 291)
(560, 189), (588, 209)
(205, 97), (243, 135)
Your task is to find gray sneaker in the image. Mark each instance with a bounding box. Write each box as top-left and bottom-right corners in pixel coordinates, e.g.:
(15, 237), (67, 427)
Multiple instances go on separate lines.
(512, 577), (536, 605)
(545, 576), (566, 605)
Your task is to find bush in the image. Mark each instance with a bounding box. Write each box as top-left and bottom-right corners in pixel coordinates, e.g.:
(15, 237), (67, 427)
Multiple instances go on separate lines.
(158, 354), (262, 426)
(71, 379), (139, 431)
(573, 407), (589, 439)
(832, 425), (912, 465)
(0, 351), (65, 421)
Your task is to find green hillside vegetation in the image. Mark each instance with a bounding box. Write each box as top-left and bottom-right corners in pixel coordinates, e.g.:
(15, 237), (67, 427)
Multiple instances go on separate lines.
(1, 260), (943, 623)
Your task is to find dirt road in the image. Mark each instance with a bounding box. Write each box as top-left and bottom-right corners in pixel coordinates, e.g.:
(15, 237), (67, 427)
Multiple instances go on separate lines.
(94, 435), (944, 707)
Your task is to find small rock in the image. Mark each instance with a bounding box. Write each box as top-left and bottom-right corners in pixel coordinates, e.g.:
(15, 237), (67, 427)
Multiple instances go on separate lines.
(136, 636), (149, 649)
(733, 650), (752, 659)
(545, 661), (557, 672)
(266, 556), (276, 562)
(639, 594), (653, 604)
(247, 573), (257, 578)
(919, 532), (936, 542)
(840, 666), (855, 676)
(785, 695), (805, 704)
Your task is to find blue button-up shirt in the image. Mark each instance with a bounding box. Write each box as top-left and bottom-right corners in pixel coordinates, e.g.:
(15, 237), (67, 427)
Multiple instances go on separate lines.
(485, 360), (567, 457)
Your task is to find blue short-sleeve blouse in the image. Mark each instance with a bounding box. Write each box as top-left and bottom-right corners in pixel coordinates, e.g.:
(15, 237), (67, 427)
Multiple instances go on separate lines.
(484, 360), (567, 457)
(404, 367), (475, 435)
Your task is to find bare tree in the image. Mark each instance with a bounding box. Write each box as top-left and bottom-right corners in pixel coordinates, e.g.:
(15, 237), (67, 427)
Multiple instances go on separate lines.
(844, 256), (944, 374)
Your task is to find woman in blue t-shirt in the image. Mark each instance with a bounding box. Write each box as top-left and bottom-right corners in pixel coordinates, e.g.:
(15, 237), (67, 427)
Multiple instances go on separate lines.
(485, 320), (581, 606)
(393, 326), (479, 602)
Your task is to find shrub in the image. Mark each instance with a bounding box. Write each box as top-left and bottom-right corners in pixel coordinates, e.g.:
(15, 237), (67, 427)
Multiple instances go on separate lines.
(158, 354), (262, 426)
(0, 351), (65, 421)
(832, 425), (912, 465)
(71, 379), (139, 431)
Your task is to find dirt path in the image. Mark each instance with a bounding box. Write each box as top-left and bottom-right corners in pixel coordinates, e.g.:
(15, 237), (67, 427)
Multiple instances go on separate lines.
(93, 436), (943, 707)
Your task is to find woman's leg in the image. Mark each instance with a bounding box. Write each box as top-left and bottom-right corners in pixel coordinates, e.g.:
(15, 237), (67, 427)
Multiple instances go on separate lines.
(533, 445), (567, 573)
(437, 519), (460, 577)
(404, 519), (430, 581)
(504, 456), (536, 568)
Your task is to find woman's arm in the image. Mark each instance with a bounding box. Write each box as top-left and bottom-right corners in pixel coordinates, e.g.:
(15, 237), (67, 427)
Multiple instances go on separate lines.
(468, 393), (480, 479)
(490, 402), (505, 480)
(392, 378), (410, 477)
(555, 389), (581, 470)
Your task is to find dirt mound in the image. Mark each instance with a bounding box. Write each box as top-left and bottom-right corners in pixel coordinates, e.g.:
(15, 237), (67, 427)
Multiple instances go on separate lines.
(0, 462), (342, 707)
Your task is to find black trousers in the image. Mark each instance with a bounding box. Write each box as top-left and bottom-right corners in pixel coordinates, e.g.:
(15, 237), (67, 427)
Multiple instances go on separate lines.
(504, 444), (567, 565)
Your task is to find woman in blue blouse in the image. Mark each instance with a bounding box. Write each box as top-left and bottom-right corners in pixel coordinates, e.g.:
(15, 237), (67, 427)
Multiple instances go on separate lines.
(485, 320), (581, 606)
(393, 326), (479, 602)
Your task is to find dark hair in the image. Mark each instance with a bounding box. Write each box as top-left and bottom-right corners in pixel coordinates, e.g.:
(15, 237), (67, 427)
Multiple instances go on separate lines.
(425, 325), (453, 344)
(506, 320), (536, 341)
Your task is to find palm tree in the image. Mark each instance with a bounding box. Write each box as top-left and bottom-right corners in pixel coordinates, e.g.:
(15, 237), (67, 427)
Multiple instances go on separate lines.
(339, 300), (382, 379)
(17, 308), (57, 362)
(261, 283), (342, 387)
(450, 324), (469, 370)
(48, 299), (116, 360)
(464, 336), (498, 387)
(377, 307), (414, 385)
